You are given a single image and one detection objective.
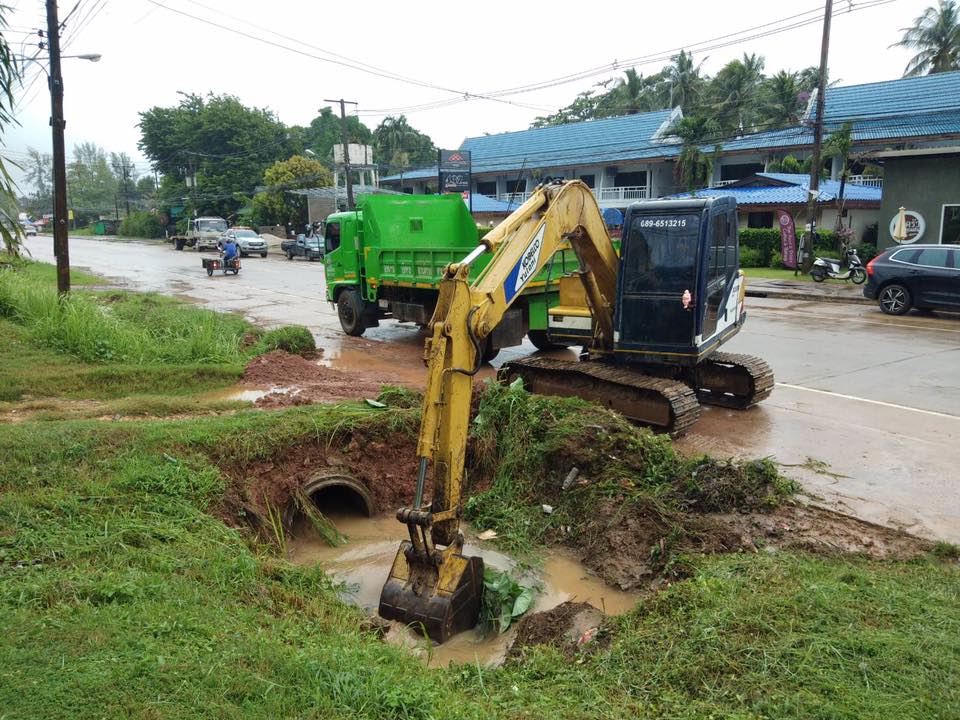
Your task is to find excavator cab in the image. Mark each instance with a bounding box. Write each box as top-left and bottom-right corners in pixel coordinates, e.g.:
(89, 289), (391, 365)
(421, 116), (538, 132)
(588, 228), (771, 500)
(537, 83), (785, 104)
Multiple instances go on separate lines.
(614, 197), (744, 367)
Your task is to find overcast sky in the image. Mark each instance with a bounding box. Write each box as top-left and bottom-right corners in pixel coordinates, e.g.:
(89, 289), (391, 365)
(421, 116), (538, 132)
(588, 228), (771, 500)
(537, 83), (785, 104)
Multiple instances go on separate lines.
(3, 0), (938, 186)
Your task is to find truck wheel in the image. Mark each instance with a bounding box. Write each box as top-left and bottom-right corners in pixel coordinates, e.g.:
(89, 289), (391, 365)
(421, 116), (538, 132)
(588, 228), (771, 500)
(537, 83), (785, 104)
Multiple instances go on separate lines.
(260, 252), (267, 258)
(528, 329), (573, 352)
(207, 268), (213, 277)
(338, 290), (366, 336)
(286, 251), (294, 260)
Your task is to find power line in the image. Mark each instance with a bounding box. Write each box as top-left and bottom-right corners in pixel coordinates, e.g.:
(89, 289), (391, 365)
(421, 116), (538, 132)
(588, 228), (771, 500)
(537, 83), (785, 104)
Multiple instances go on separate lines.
(145, 0), (548, 113)
(359, 0), (898, 116)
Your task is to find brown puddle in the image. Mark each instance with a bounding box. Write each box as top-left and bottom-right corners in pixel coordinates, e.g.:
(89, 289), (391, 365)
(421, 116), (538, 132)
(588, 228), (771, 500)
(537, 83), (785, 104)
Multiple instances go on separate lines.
(287, 510), (640, 667)
(199, 385), (301, 403)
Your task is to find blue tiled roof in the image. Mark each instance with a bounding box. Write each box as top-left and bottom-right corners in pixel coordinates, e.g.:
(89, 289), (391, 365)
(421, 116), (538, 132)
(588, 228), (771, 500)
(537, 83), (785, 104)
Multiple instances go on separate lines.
(382, 72), (960, 182)
(468, 193), (516, 213)
(460, 108), (678, 173)
(667, 173), (881, 205)
(816, 70), (960, 122)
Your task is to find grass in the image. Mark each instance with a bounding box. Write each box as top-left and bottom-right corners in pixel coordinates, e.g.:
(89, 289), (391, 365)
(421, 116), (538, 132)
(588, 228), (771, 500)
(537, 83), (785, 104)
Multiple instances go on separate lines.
(0, 406), (956, 719)
(743, 267), (856, 283)
(0, 259), (956, 718)
(1, 255), (101, 285)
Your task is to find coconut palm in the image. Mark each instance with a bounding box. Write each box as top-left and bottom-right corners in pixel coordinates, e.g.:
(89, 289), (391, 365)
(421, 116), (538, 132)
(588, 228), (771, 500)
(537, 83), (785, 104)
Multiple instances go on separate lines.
(614, 68), (653, 115)
(664, 50), (706, 112)
(711, 53), (766, 134)
(893, 0), (960, 76)
(666, 116), (722, 191)
(760, 70), (804, 127)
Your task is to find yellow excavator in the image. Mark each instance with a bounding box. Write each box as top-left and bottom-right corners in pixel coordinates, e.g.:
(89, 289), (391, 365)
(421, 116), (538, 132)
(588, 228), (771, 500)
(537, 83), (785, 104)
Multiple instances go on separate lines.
(378, 180), (773, 642)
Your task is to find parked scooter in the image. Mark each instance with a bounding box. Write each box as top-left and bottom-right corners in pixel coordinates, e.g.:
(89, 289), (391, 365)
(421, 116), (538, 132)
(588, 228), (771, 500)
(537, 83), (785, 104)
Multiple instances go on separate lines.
(810, 247), (866, 284)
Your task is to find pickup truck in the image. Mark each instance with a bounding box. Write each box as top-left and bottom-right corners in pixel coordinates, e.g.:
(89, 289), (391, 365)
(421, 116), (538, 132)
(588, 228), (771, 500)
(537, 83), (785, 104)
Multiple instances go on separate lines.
(281, 235), (323, 261)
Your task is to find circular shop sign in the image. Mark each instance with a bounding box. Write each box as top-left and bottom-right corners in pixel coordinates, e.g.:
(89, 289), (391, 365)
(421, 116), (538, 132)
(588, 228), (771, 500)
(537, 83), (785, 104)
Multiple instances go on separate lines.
(889, 210), (926, 244)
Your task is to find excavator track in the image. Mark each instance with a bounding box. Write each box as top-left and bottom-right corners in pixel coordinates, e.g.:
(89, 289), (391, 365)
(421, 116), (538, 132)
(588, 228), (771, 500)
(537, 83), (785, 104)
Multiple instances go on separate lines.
(693, 352), (774, 410)
(498, 357), (701, 435)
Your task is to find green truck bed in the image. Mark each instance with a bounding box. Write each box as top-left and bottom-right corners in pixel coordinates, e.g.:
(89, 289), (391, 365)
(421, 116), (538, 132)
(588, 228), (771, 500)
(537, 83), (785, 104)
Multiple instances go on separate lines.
(323, 193), (582, 352)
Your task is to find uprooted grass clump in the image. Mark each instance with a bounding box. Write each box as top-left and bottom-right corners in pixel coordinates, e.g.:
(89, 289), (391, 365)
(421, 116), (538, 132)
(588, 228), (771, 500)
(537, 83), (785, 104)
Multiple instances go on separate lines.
(465, 379), (798, 567)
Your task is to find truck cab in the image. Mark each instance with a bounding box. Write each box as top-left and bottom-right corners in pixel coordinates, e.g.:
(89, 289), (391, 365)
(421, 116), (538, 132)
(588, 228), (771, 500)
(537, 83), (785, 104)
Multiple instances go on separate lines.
(188, 216), (228, 251)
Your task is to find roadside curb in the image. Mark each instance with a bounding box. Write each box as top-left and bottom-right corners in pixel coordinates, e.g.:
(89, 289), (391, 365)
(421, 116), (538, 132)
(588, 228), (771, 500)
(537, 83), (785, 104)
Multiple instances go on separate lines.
(746, 288), (872, 305)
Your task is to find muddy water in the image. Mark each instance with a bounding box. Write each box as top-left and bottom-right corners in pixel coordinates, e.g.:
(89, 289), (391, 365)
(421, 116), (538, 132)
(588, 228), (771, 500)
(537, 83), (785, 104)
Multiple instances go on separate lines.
(199, 386), (301, 403)
(287, 511), (640, 667)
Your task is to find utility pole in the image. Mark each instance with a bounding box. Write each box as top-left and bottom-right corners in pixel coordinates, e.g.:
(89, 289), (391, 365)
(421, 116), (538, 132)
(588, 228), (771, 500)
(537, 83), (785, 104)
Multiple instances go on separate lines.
(46, 0), (70, 295)
(324, 98), (358, 209)
(802, 0), (833, 273)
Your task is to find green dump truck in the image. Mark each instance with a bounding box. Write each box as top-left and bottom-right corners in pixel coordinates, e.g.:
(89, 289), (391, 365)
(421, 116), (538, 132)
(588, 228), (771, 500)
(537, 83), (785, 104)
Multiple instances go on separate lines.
(323, 194), (577, 361)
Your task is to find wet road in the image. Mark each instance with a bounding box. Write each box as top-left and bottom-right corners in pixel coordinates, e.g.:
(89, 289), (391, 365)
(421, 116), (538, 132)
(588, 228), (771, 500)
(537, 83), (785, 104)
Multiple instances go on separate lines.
(25, 235), (960, 542)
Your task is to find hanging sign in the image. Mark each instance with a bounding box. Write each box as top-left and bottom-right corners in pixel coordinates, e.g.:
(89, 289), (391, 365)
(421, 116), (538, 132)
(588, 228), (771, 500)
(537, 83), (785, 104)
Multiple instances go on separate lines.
(775, 209), (797, 269)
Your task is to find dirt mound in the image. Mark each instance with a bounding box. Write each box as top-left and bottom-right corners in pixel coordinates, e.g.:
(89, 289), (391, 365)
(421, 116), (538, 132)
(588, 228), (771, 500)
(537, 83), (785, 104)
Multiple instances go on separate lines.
(508, 602), (608, 659)
(243, 351), (386, 406)
(577, 500), (933, 591)
(222, 431), (419, 526)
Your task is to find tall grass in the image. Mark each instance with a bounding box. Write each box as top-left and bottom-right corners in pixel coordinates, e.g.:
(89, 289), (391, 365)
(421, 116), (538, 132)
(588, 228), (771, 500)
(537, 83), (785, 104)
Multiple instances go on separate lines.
(0, 273), (249, 364)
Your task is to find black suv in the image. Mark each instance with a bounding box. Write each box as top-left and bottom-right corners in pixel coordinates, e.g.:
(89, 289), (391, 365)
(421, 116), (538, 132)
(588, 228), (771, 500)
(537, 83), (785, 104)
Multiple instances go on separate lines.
(864, 244), (960, 315)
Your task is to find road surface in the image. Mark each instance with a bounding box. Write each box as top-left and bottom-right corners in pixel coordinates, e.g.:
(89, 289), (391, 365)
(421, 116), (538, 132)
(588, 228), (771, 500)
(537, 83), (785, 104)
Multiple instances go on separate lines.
(23, 235), (960, 543)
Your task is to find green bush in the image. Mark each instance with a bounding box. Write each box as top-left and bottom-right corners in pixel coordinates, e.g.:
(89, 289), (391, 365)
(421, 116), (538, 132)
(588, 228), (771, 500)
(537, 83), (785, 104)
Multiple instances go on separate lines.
(119, 211), (164, 239)
(739, 246), (762, 268)
(254, 325), (315, 355)
(740, 228), (839, 266)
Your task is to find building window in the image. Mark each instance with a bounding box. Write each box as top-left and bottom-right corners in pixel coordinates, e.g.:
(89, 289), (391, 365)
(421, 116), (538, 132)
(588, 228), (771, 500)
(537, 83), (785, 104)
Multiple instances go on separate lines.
(942, 205), (960, 245)
(423, 184), (435, 194)
(579, 174), (596, 188)
(402, 186), (414, 194)
(614, 170), (647, 188)
(504, 179), (525, 194)
(721, 163), (764, 182)
(747, 212), (774, 228)
(476, 181), (497, 197)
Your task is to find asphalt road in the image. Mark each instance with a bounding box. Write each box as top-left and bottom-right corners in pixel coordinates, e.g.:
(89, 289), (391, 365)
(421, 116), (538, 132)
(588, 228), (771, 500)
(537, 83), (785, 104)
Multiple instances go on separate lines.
(24, 235), (960, 543)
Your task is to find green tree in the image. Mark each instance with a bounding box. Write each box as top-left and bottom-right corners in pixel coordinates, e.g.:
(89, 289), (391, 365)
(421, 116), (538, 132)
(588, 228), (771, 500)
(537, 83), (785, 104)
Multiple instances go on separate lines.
(760, 70), (804, 127)
(663, 50), (706, 112)
(252, 155), (332, 228)
(667, 116), (721, 191)
(67, 142), (118, 214)
(711, 53), (766, 134)
(893, 0), (960, 75)
(138, 93), (296, 217)
(823, 122), (854, 232)
(373, 115), (436, 172)
(24, 147), (52, 209)
(296, 107), (372, 162)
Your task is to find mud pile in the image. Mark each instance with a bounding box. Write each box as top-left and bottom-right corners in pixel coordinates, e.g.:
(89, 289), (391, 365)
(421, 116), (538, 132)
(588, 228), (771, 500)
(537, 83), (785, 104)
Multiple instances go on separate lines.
(242, 350), (389, 407)
(508, 601), (609, 659)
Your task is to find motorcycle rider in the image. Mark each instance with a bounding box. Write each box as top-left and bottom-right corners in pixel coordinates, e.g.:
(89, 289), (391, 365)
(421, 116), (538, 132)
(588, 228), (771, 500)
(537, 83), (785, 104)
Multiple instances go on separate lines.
(221, 236), (239, 265)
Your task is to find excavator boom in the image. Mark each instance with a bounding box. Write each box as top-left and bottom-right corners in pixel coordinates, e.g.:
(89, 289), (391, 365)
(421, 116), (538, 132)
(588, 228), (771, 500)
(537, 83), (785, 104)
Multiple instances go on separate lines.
(379, 181), (619, 642)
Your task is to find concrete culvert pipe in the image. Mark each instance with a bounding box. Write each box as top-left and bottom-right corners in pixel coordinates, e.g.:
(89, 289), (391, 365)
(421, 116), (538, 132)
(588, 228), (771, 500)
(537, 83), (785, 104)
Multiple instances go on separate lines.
(301, 473), (375, 518)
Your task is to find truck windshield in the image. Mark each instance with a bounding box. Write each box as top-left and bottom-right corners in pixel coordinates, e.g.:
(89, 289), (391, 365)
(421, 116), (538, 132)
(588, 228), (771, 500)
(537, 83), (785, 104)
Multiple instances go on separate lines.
(198, 219), (227, 232)
(621, 215), (700, 294)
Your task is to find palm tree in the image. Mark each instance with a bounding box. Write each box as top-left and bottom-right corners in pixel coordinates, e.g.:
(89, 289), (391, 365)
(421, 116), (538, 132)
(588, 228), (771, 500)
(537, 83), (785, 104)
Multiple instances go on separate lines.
(711, 53), (766, 134)
(0, 6), (23, 256)
(614, 68), (652, 115)
(893, 0), (960, 76)
(666, 116), (722, 191)
(760, 70), (803, 127)
(664, 50), (706, 112)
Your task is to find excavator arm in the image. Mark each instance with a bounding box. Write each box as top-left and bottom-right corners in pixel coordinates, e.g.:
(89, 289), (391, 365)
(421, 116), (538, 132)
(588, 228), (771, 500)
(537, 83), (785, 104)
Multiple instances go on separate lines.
(378, 181), (619, 642)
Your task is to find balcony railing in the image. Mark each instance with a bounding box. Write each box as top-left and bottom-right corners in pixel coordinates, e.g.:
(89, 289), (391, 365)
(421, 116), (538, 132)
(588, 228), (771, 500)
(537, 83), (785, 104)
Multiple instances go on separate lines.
(597, 185), (649, 201)
(497, 191), (532, 204)
(847, 175), (883, 188)
(709, 179), (738, 187)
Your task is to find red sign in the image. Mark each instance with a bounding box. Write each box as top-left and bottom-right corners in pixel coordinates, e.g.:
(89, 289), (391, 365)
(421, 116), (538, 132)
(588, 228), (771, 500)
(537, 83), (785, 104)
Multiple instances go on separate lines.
(776, 209), (797, 269)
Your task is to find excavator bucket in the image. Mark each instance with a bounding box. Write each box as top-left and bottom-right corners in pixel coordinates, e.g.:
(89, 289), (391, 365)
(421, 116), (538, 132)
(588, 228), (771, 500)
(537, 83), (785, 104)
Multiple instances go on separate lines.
(378, 540), (484, 643)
